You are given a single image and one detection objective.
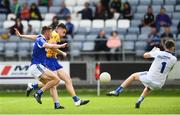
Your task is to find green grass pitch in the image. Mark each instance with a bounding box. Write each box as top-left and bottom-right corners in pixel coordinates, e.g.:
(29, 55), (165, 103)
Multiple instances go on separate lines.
(0, 89), (180, 114)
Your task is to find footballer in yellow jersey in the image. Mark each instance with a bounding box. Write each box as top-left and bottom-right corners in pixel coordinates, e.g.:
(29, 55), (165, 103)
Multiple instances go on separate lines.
(46, 30), (61, 58)
(44, 23), (67, 71)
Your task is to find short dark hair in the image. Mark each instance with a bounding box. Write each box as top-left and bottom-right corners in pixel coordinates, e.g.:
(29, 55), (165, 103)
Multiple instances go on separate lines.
(41, 26), (52, 34)
(161, 7), (166, 10)
(110, 31), (118, 36)
(65, 15), (71, 20)
(56, 23), (67, 30)
(165, 39), (175, 49)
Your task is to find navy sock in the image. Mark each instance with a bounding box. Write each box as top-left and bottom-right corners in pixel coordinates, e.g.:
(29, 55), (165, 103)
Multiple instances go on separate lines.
(115, 86), (124, 94)
(37, 89), (43, 96)
(54, 102), (60, 108)
(32, 83), (38, 90)
(72, 96), (80, 102)
(137, 96), (144, 104)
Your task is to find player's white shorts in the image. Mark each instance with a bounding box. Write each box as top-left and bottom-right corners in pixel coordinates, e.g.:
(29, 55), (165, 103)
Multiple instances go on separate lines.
(138, 71), (163, 90)
(29, 64), (47, 79)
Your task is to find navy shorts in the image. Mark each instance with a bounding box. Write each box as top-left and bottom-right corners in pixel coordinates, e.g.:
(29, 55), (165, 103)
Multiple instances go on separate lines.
(44, 58), (63, 71)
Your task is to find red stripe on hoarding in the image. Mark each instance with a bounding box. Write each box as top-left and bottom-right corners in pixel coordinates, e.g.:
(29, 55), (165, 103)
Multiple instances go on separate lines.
(1, 66), (12, 75)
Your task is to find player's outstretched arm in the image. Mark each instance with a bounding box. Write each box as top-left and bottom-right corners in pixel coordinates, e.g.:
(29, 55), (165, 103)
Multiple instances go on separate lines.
(54, 49), (67, 57)
(14, 28), (37, 40)
(43, 43), (67, 49)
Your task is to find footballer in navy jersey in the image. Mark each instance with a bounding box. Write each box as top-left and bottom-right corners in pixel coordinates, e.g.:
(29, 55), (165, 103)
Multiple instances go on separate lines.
(31, 34), (47, 65)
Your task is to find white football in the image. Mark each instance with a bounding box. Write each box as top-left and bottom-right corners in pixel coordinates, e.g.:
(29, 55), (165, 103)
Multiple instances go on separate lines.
(99, 72), (111, 82)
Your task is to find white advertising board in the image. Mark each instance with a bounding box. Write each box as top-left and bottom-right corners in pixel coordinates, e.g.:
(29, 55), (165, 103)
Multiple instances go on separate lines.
(0, 61), (70, 84)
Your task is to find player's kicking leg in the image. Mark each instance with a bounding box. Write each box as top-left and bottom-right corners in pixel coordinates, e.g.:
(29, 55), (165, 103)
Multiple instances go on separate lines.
(107, 73), (140, 96)
(57, 69), (90, 106)
(29, 64), (60, 104)
(26, 80), (64, 109)
(50, 86), (65, 109)
(34, 70), (60, 104)
(42, 77), (65, 109)
(135, 87), (151, 108)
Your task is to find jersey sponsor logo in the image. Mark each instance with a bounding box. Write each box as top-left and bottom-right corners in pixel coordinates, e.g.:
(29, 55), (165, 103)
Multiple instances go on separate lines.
(157, 55), (170, 60)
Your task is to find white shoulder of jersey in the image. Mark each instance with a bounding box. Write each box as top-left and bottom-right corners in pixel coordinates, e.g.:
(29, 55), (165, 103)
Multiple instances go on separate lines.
(149, 49), (161, 58)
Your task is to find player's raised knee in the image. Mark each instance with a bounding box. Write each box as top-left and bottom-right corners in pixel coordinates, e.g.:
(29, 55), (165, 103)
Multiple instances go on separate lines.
(52, 75), (60, 84)
(131, 73), (139, 80)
